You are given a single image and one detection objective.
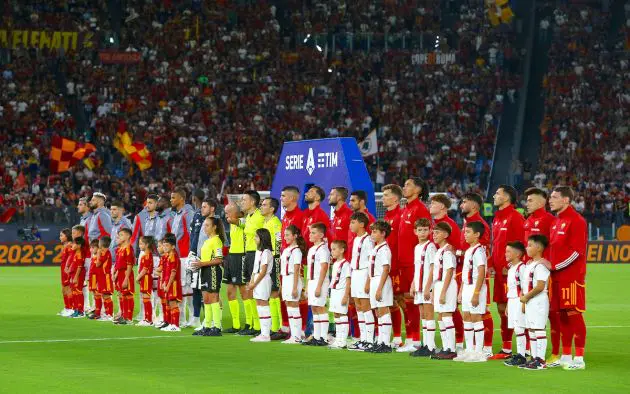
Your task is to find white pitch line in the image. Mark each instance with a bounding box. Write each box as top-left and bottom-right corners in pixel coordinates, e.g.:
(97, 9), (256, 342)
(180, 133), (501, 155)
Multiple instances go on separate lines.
(0, 335), (191, 345)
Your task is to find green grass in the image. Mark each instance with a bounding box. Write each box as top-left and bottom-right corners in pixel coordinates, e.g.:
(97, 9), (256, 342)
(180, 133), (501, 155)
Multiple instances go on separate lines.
(0, 265), (629, 393)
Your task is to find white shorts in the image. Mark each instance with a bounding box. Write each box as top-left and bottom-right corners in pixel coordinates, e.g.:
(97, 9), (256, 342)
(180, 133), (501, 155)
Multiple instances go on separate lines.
(461, 284), (487, 314)
(350, 269), (369, 299)
(328, 288), (349, 314)
(525, 296), (549, 329)
(433, 281), (457, 313)
(84, 257), (91, 275)
(369, 275), (393, 308)
(413, 283), (433, 305)
(507, 298), (525, 328)
(281, 274), (303, 302)
(253, 276), (272, 301)
(307, 279), (329, 307)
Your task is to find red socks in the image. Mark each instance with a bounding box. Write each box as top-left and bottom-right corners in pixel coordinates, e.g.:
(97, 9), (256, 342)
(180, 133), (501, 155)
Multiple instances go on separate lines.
(549, 310), (561, 355)
(104, 298), (114, 316)
(453, 308), (464, 344)
(404, 300), (420, 342)
(560, 311), (573, 355)
(281, 300), (289, 328)
(170, 306), (180, 327)
(299, 301), (309, 331)
(570, 312), (586, 356)
(125, 296), (135, 321)
(483, 312), (494, 347)
(63, 294), (72, 309)
(500, 312), (513, 351)
(74, 291), (84, 313)
(391, 305), (402, 338)
(348, 304), (360, 338)
(162, 301), (169, 324)
(143, 298), (153, 323)
(94, 295), (102, 318)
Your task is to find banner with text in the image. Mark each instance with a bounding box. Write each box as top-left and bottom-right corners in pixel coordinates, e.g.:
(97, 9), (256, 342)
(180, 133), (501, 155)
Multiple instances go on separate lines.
(411, 52), (457, 66)
(586, 241), (629, 264)
(0, 29), (94, 51)
(0, 242), (63, 266)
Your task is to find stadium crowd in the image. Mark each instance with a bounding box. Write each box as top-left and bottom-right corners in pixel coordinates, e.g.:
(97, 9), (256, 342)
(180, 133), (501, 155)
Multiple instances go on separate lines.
(1, 0), (527, 225)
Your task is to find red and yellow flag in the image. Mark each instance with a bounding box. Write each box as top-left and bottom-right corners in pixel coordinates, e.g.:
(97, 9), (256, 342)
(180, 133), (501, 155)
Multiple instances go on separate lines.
(49, 136), (96, 173)
(124, 142), (153, 171)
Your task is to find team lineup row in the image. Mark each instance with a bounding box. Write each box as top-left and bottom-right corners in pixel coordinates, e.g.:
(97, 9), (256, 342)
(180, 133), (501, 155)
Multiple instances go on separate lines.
(56, 180), (588, 371)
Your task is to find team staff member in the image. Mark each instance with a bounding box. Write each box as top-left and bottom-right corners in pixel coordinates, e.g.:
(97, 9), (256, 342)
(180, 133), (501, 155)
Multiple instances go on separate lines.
(548, 186), (587, 371)
(491, 185), (525, 359)
(88, 192), (112, 241)
(78, 197), (93, 232)
(130, 194), (160, 253)
(156, 196), (174, 242)
(302, 186), (331, 248)
(261, 197), (284, 339)
(381, 184), (403, 347)
(329, 186), (353, 257)
(223, 203), (248, 334)
(523, 187), (558, 360)
(239, 190), (265, 335)
(396, 178), (431, 352)
(429, 194), (464, 351)
(459, 192), (493, 357)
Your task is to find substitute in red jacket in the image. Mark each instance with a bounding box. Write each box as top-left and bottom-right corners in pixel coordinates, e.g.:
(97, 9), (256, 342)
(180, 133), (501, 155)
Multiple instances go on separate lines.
(301, 186), (331, 249)
(548, 186), (588, 370)
(328, 187), (353, 250)
(280, 186), (304, 250)
(523, 188), (555, 260)
(491, 185), (524, 357)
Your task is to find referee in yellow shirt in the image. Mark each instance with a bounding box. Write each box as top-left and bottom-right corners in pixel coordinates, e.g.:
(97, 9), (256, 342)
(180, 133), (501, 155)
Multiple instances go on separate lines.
(261, 197), (284, 339)
(223, 203), (247, 334)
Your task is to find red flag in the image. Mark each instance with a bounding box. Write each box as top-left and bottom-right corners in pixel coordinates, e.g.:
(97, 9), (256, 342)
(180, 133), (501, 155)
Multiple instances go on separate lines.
(49, 136), (96, 173)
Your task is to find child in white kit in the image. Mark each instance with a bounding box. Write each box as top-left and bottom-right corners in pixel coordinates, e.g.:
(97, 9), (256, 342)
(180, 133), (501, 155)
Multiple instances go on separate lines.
(503, 241), (528, 367)
(328, 240), (352, 349)
(304, 222), (331, 347)
(367, 220), (394, 353)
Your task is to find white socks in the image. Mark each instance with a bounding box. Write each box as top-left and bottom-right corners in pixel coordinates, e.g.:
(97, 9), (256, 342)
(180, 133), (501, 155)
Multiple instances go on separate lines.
(357, 311), (366, 342)
(314, 314), (328, 340)
(257, 305), (271, 337)
(536, 330), (547, 360)
(364, 311), (375, 343)
(287, 307), (302, 339)
(426, 320), (436, 351)
(473, 321), (484, 353)
(438, 320), (446, 350)
(515, 326), (526, 356)
(379, 314), (392, 345)
(421, 320), (427, 345)
(529, 331), (538, 359)
(336, 316), (349, 342)
(443, 316), (455, 352)
(464, 322), (474, 351)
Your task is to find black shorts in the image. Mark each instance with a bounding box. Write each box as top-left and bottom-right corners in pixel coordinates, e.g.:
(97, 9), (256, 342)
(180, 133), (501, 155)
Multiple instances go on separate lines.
(270, 255), (281, 291)
(223, 253), (246, 285)
(243, 251), (256, 283)
(200, 266), (222, 293)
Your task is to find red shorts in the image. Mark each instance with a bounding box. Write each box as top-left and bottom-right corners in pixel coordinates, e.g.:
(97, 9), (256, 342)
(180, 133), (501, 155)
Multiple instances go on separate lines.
(115, 271), (135, 295)
(61, 265), (70, 287)
(492, 272), (508, 304)
(72, 272), (86, 292)
(550, 278), (586, 312)
(88, 272), (99, 292)
(139, 275), (152, 294)
(392, 265), (414, 296)
(166, 281), (183, 302)
(98, 273), (113, 295)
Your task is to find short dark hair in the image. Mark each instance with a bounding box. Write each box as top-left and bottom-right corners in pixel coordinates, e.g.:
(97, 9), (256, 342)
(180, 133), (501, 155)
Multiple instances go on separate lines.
(72, 225), (86, 235)
(382, 184), (403, 200)
(528, 234), (549, 249)
(118, 228), (132, 237)
(415, 218), (431, 228)
(163, 232), (177, 246)
(434, 221), (452, 235)
(462, 192), (484, 209)
(282, 185), (300, 194)
(370, 220), (392, 237)
(61, 228), (72, 241)
(73, 236), (85, 247)
(431, 194), (451, 209)
(331, 240), (348, 252)
(146, 194), (159, 202)
(264, 197), (280, 214)
(553, 186), (575, 201)
(498, 184), (518, 204)
(507, 241), (526, 256)
(465, 221), (485, 237)
(193, 188), (205, 201)
(309, 186), (326, 202)
(310, 222), (327, 235)
(408, 177), (429, 201)
(255, 228), (273, 251)
(351, 190), (368, 203)
(350, 212), (369, 227)
(90, 239), (100, 248)
(244, 190), (261, 206)
(172, 187), (187, 200)
(524, 187), (547, 199)
(99, 236), (111, 249)
(110, 200), (124, 209)
(332, 187), (349, 201)
(202, 198), (218, 209)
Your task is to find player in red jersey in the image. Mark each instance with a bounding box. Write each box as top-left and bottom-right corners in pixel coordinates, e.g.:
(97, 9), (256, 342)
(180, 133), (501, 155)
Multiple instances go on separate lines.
(87, 240), (102, 320)
(96, 236), (114, 320)
(490, 185), (525, 359)
(137, 236), (156, 326)
(68, 237), (86, 318)
(302, 186), (331, 248)
(458, 193), (494, 356)
(429, 194), (464, 352)
(381, 184), (403, 347)
(155, 239), (170, 328)
(162, 233), (183, 332)
(548, 186), (588, 370)
(58, 228), (74, 317)
(113, 228), (135, 324)
(523, 187), (558, 361)
(396, 178), (431, 352)
(328, 187), (353, 257)
(347, 190), (376, 253)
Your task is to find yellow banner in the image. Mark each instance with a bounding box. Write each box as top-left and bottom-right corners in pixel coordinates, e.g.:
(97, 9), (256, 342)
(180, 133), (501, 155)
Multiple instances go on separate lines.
(0, 29), (94, 51)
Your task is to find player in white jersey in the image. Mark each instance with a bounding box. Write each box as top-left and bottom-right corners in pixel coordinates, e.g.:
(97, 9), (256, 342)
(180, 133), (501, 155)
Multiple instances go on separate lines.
(431, 221), (458, 360)
(454, 221), (488, 363)
(246, 229), (274, 343)
(366, 220), (394, 353)
(520, 235), (552, 370)
(280, 224), (306, 344)
(410, 218), (438, 357)
(347, 212), (375, 351)
(304, 222), (331, 347)
(503, 241), (528, 367)
(328, 240), (352, 349)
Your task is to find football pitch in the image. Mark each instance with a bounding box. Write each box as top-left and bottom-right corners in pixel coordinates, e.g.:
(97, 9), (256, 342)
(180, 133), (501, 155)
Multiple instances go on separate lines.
(1, 266), (629, 393)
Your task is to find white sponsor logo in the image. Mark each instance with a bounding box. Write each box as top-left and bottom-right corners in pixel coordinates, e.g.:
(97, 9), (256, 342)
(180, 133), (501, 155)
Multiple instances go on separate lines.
(284, 148), (339, 175)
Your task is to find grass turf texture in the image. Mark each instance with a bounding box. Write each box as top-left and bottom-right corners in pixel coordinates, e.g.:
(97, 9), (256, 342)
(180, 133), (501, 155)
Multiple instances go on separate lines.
(0, 265), (629, 393)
